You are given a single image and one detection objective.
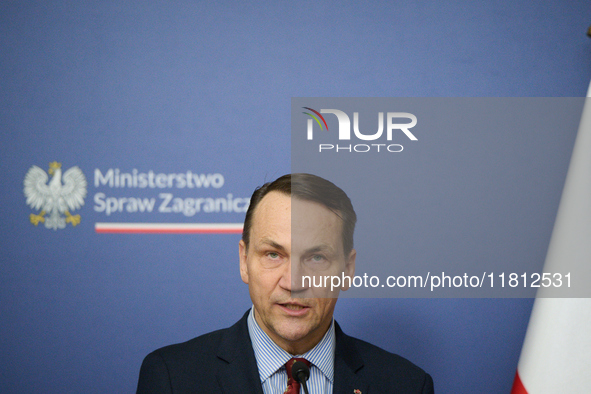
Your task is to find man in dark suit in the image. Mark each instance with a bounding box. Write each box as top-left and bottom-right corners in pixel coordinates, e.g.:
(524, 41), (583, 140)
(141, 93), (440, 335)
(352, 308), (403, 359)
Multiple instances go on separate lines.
(137, 174), (433, 393)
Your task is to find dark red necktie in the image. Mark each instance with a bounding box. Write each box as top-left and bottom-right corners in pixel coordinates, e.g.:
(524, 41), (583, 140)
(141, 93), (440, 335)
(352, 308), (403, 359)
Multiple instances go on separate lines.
(284, 358), (311, 394)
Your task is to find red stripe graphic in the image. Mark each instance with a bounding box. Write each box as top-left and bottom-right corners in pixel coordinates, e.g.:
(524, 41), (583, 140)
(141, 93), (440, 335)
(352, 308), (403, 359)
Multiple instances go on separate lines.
(95, 223), (243, 234)
(510, 370), (528, 394)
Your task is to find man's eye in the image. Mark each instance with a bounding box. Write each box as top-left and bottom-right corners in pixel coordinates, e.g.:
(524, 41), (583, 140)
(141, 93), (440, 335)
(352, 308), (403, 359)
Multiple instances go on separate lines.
(267, 252), (279, 259)
(311, 254), (325, 262)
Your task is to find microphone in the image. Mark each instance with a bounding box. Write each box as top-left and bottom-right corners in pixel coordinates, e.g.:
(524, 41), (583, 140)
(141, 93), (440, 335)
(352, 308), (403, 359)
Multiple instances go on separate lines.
(291, 360), (310, 394)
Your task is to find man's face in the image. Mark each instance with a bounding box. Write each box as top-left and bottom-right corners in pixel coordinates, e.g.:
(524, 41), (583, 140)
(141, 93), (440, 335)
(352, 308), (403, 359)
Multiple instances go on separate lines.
(239, 191), (355, 355)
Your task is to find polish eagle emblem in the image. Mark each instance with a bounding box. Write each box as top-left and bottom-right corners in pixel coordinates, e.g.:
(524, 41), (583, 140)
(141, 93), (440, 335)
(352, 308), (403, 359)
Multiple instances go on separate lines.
(24, 162), (87, 230)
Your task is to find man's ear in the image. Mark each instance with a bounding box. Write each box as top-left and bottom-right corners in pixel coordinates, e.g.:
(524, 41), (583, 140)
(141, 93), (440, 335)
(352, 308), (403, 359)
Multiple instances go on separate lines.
(342, 248), (356, 291)
(239, 239), (249, 284)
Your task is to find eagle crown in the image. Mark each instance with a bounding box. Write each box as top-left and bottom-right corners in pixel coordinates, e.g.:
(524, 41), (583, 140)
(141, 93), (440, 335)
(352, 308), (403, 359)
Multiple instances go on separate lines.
(48, 161), (62, 175)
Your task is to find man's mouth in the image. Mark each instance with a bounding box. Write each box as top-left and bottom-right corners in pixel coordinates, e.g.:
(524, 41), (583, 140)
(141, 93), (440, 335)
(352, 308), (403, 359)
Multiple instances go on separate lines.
(278, 302), (310, 314)
(282, 304), (305, 311)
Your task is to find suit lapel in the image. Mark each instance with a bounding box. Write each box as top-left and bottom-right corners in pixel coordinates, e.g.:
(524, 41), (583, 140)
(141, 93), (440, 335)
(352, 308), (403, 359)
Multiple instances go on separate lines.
(333, 322), (369, 394)
(215, 311), (265, 394)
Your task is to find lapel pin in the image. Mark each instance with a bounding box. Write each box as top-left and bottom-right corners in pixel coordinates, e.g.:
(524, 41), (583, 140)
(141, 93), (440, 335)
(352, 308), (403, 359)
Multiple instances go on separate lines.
(354, 390), (362, 394)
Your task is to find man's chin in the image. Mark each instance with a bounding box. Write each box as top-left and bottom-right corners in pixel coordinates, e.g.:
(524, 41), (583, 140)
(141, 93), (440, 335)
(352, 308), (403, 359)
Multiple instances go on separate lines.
(271, 322), (316, 345)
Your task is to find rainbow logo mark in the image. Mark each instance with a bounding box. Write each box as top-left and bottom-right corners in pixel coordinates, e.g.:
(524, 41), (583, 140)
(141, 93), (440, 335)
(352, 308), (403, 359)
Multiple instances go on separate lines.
(302, 107), (329, 131)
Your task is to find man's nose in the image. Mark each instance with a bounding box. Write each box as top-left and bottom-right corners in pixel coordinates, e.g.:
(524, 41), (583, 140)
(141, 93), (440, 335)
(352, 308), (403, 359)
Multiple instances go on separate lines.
(282, 259), (310, 295)
(278, 258), (292, 291)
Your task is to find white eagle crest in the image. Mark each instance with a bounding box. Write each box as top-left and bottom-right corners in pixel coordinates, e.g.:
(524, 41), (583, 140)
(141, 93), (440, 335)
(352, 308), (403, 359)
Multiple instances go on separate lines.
(24, 162), (87, 230)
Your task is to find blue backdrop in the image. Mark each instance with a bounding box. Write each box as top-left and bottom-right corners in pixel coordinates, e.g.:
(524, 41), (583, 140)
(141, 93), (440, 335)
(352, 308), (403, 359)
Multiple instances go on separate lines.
(1, 1), (590, 393)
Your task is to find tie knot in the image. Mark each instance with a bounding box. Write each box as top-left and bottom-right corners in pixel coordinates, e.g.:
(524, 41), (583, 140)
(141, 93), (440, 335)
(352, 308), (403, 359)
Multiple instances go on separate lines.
(284, 358), (311, 393)
(285, 358), (310, 378)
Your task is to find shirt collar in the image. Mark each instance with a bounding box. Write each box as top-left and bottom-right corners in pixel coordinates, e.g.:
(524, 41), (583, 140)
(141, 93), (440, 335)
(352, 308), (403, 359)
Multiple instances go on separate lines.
(247, 307), (336, 383)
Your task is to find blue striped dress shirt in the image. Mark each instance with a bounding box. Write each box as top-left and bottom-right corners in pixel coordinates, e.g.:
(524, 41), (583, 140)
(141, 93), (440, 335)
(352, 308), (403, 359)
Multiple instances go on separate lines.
(247, 308), (335, 394)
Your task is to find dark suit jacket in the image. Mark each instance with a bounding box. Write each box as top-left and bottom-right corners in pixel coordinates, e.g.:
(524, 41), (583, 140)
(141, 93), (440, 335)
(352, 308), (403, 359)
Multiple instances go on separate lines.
(137, 310), (434, 393)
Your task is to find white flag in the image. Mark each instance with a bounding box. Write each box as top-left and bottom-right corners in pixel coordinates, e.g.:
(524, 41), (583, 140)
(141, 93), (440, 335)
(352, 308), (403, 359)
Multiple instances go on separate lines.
(511, 85), (591, 393)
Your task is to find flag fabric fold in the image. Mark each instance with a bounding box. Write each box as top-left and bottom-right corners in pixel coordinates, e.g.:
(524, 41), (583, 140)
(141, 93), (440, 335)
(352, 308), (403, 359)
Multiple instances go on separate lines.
(511, 84), (591, 393)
